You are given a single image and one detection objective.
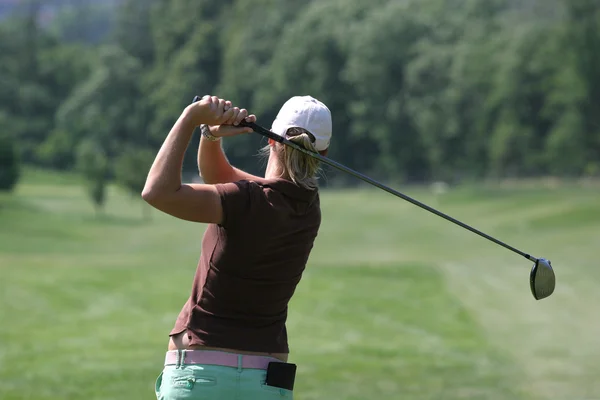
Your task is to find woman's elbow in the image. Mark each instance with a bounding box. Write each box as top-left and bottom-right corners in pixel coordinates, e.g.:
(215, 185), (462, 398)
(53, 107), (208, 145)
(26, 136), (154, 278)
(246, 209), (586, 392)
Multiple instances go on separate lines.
(141, 187), (160, 203)
(141, 185), (181, 205)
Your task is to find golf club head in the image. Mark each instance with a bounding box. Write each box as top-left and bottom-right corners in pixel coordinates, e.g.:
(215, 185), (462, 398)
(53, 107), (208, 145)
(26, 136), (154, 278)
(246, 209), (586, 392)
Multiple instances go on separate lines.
(530, 258), (555, 300)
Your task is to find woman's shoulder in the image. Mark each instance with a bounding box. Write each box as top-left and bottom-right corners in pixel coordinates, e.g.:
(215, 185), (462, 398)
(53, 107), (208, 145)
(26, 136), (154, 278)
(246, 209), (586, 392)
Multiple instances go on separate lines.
(216, 177), (319, 207)
(249, 177), (318, 201)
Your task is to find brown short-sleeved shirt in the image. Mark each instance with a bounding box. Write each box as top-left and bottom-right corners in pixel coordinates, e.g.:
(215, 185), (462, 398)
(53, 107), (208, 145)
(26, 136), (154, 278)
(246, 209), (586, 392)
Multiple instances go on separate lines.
(170, 177), (322, 353)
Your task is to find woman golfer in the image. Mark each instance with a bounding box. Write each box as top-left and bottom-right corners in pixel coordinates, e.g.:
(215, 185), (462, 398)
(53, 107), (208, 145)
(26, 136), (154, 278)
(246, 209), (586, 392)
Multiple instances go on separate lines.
(142, 94), (332, 399)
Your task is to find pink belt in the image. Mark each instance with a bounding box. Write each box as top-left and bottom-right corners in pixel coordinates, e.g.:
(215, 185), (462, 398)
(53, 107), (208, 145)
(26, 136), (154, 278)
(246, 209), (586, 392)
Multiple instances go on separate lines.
(164, 350), (283, 370)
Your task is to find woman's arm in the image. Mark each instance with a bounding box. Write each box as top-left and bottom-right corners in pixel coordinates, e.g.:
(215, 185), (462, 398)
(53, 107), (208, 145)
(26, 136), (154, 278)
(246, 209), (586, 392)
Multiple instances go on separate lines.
(142, 96), (249, 223)
(198, 133), (261, 184)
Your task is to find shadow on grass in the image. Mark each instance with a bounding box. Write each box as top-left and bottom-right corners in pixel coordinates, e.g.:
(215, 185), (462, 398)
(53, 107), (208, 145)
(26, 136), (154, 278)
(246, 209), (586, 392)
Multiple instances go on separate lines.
(0, 194), (40, 214)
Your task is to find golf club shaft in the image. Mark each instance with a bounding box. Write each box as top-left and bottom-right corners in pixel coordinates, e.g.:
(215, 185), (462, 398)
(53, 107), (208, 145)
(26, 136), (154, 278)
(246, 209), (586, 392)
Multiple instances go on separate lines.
(192, 96), (538, 263)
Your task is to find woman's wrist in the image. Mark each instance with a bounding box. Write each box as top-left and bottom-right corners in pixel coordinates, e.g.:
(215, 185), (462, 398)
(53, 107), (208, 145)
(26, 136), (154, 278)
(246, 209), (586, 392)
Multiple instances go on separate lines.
(201, 124), (221, 142)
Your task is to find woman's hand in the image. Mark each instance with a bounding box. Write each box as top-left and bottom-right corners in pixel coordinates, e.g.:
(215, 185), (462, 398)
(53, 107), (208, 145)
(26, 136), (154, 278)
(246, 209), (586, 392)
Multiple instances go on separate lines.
(184, 95), (257, 137)
(208, 103), (257, 138)
(182, 95), (246, 127)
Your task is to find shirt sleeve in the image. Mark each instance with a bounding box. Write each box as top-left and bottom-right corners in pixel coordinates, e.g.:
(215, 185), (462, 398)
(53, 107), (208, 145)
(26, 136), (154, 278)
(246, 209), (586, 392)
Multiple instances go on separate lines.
(214, 180), (254, 228)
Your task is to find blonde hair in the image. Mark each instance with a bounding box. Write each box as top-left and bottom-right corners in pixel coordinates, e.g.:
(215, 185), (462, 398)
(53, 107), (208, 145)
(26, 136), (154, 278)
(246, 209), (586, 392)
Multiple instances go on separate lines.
(260, 127), (322, 190)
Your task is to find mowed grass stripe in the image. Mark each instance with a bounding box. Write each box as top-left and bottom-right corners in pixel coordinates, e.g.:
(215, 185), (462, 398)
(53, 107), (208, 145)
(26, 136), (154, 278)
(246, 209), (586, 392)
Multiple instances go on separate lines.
(288, 264), (525, 400)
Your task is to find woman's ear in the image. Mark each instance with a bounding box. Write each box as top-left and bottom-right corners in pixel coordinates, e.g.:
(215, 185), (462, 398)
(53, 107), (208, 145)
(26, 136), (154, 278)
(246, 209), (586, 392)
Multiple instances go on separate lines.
(319, 148), (329, 157)
(268, 138), (276, 146)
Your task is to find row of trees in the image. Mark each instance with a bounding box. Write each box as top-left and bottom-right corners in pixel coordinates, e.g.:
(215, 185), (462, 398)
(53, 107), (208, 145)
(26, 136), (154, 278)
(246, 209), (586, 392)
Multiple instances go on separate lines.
(1, 0), (599, 206)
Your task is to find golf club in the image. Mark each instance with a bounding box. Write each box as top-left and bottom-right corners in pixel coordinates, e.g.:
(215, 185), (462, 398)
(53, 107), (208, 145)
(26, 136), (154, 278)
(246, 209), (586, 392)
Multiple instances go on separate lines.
(192, 95), (556, 300)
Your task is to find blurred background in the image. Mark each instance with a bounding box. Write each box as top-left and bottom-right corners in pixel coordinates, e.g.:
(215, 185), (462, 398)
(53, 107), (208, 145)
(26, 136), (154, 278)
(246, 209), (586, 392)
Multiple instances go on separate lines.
(1, 0), (599, 399)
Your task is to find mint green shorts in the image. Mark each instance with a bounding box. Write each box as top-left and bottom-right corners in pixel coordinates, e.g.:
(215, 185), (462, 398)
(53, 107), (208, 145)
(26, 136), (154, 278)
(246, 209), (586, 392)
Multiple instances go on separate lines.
(155, 355), (294, 399)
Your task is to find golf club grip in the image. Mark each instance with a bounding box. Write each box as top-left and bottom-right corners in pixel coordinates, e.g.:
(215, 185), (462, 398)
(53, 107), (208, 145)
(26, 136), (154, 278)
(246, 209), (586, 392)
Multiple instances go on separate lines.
(191, 95), (283, 143)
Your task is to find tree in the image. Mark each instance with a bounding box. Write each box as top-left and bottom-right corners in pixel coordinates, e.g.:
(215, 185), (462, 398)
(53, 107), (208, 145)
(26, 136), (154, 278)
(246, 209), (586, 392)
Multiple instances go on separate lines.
(0, 130), (20, 192)
(555, 0), (600, 175)
(50, 45), (145, 169)
(47, 1), (116, 45)
(113, 0), (158, 66)
(0, 5), (93, 167)
(342, 0), (431, 181)
(35, 43), (95, 168)
(76, 139), (109, 216)
(114, 148), (155, 220)
(143, 0), (235, 170)
(0, 3), (53, 163)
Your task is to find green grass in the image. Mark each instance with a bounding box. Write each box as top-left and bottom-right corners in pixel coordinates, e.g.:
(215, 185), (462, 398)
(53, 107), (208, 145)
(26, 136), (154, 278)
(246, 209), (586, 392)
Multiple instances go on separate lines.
(2, 169), (600, 399)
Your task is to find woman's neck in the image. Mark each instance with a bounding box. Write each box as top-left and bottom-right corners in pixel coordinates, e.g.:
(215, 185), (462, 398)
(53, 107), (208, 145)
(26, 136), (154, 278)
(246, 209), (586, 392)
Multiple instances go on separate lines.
(264, 151), (288, 180)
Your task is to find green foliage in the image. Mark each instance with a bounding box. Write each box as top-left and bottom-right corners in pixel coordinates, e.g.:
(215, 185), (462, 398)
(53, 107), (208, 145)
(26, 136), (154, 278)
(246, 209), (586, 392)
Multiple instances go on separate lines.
(47, 1), (117, 44)
(53, 44), (145, 168)
(113, 0), (158, 66)
(0, 132), (20, 192)
(114, 149), (155, 196)
(114, 148), (155, 219)
(342, 0), (431, 180)
(1, 0), (599, 185)
(76, 139), (109, 214)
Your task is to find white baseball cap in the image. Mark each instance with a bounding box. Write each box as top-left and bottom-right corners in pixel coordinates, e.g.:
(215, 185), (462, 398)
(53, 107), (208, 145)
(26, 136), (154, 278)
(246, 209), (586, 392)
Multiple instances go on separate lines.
(271, 96), (332, 151)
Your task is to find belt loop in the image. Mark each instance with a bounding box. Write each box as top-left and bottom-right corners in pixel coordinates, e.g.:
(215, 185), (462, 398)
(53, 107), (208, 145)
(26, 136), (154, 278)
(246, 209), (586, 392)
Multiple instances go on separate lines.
(237, 355), (243, 372)
(175, 350), (182, 369)
(181, 349), (187, 367)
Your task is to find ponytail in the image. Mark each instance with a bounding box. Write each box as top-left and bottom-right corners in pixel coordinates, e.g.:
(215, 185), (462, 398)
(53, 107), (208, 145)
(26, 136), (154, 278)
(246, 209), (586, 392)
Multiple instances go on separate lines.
(282, 129), (321, 190)
(260, 127), (322, 190)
